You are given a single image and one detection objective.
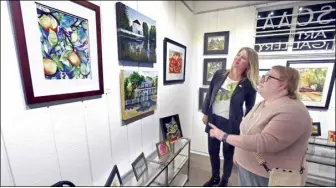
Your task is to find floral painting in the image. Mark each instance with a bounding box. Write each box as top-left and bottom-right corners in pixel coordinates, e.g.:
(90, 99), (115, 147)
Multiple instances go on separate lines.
(160, 114), (183, 143)
(169, 50), (182, 73)
(297, 68), (327, 102)
(36, 3), (91, 80)
(120, 70), (158, 121)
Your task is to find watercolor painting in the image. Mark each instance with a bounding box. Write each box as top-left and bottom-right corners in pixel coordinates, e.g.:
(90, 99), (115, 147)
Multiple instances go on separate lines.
(168, 50), (183, 73)
(204, 31), (230, 55)
(116, 2), (156, 63)
(203, 58), (226, 85)
(120, 70), (158, 120)
(36, 3), (91, 80)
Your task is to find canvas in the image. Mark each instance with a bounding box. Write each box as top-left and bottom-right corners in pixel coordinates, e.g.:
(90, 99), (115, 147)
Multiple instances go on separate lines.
(203, 58), (226, 85)
(204, 31), (230, 55)
(199, 88), (208, 110)
(131, 152), (148, 181)
(160, 114), (183, 143)
(10, 1), (104, 104)
(156, 140), (171, 158)
(287, 60), (335, 109)
(116, 2), (156, 63)
(104, 165), (123, 187)
(311, 122), (321, 137)
(163, 38), (187, 85)
(120, 70), (158, 121)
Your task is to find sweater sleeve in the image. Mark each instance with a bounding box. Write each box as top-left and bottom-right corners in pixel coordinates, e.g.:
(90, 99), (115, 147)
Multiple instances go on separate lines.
(238, 106), (310, 153)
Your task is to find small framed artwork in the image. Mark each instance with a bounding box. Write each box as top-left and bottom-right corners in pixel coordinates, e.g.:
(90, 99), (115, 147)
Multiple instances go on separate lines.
(155, 140), (171, 158)
(311, 122), (321, 137)
(160, 114), (183, 143)
(204, 31), (230, 55)
(131, 152), (148, 181)
(199, 88), (208, 110)
(163, 38), (187, 85)
(328, 130), (335, 143)
(10, 1), (104, 104)
(203, 58), (226, 85)
(104, 165), (123, 187)
(287, 60), (335, 110)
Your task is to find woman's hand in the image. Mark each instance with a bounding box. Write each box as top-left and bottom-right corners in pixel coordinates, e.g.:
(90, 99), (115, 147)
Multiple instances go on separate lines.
(209, 123), (226, 141)
(202, 115), (208, 124)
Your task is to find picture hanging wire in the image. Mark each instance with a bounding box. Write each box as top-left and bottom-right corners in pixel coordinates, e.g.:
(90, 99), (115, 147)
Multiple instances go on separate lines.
(216, 10), (219, 30)
(175, 1), (177, 33)
(137, 0), (140, 71)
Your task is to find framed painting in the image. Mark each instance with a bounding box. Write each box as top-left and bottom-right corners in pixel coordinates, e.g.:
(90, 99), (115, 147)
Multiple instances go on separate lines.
(131, 152), (148, 181)
(199, 88), (208, 110)
(287, 60), (335, 109)
(116, 2), (156, 63)
(160, 114), (183, 143)
(155, 140), (171, 158)
(10, 1), (104, 104)
(120, 70), (158, 121)
(104, 165), (123, 187)
(311, 122), (321, 137)
(203, 58), (226, 85)
(163, 38), (187, 85)
(204, 31), (230, 55)
(328, 130), (335, 143)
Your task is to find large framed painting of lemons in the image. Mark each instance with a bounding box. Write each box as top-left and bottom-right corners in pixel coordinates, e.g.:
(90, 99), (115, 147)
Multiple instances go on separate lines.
(10, 1), (104, 104)
(287, 60), (335, 110)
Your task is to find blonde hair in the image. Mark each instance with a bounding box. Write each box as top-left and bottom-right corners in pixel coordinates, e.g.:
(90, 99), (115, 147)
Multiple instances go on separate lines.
(237, 47), (259, 89)
(272, 66), (300, 100)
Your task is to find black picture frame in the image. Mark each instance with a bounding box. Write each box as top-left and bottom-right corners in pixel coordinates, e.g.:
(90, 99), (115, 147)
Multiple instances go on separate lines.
(199, 88), (208, 110)
(131, 152), (148, 181)
(104, 165), (123, 187)
(203, 58), (227, 85)
(155, 140), (171, 159)
(159, 114), (183, 143)
(163, 38), (187, 85)
(287, 60), (335, 110)
(204, 31), (230, 55)
(311, 122), (321, 137)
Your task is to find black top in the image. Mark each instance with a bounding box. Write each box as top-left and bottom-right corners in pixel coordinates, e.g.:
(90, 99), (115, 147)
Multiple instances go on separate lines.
(202, 69), (257, 134)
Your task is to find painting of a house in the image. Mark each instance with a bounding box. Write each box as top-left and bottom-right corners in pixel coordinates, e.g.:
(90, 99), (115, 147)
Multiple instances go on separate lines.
(120, 70), (158, 120)
(116, 2), (156, 63)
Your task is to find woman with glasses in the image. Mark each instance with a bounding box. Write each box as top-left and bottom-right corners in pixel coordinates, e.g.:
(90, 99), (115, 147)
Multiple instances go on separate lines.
(208, 66), (312, 186)
(202, 47), (259, 187)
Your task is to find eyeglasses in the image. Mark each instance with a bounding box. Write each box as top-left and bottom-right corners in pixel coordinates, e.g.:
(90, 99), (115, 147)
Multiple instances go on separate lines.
(260, 75), (283, 83)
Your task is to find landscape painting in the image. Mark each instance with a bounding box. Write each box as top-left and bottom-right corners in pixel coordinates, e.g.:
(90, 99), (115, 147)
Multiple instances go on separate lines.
(120, 70), (158, 121)
(203, 58), (226, 85)
(287, 60), (335, 109)
(160, 114), (183, 143)
(116, 2), (156, 63)
(204, 31), (230, 55)
(36, 3), (91, 80)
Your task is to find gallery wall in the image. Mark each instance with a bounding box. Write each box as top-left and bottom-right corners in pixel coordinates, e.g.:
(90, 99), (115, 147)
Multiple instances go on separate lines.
(1, 0), (194, 186)
(190, 0), (335, 155)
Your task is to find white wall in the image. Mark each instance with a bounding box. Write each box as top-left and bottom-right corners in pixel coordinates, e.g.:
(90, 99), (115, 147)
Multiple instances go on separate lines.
(190, 4), (336, 154)
(0, 0), (194, 186)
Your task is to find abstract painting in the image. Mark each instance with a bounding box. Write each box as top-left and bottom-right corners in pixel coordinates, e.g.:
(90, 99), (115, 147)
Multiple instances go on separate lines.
(163, 38), (187, 85)
(104, 165), (123, 187)
(203, 58), (226, 85)
(131, 152), (148, 181)
(120, 70), (158, 121)
(199, 88), (208, 110)
(160, 114), (183, 143)
(204, 31), (230, 55)
(10, 1), (104, 104)
(156, 140), (171, 158)
(287, 60), (335, 109)
(116, 2), (156, 63)
(311, 122), (321, 137)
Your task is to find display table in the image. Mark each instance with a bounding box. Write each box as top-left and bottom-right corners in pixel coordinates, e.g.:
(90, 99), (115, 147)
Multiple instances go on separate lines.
(121, 138), (191, 186)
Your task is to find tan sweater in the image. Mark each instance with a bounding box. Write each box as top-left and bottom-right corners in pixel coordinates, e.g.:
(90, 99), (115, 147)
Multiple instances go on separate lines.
(234, 96), (312, 186)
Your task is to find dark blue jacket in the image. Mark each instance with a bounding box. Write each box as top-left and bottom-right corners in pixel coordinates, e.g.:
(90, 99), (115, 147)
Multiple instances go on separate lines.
(202, 69), (256, 134)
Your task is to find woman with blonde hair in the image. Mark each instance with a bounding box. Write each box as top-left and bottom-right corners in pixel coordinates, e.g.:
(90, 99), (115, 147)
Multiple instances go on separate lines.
(202, 47), (259, 186)
(209, 66), (312, 186)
